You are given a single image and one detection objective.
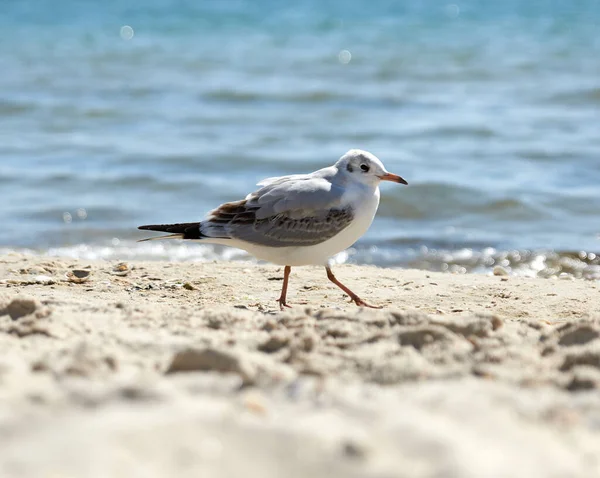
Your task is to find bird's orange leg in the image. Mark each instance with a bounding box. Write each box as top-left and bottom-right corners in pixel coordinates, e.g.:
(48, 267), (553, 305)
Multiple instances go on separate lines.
(276, 266), (293, 310)
(325, 266), (382, 309)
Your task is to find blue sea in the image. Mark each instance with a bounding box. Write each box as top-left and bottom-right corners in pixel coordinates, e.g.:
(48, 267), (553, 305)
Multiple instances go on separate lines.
(1, 0), (599, 278)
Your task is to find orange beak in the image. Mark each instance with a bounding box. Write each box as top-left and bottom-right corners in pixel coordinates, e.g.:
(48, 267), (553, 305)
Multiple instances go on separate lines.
(378, 172), (408, 185)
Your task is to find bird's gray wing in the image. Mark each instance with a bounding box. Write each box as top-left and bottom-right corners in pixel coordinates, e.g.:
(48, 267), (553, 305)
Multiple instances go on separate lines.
(256, 173), (305, 187)
(247, 173), (343, 219)
(200, 175), (353, 247)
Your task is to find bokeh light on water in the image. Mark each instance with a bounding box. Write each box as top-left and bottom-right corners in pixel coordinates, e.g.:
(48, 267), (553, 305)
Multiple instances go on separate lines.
(120, 25), (134, 40)
(445, 4), (460, 18)
(338, 50), (352, 64)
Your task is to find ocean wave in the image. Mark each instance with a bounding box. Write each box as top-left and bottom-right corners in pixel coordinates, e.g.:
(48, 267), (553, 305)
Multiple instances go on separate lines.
(543, 87), (600, 106)
(201, 89), (412, 109)
(379, 183), (541, 221)
(0, 100), (36, 116)
(203, 90), (343, 103)
(409, 124), (500, 139)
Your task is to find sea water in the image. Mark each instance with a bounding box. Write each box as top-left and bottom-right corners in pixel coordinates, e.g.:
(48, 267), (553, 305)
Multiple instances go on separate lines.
(1, 0), (599, 277)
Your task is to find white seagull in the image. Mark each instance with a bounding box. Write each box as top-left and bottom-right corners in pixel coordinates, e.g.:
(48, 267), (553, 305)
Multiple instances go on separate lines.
(138, 149), (407, 309)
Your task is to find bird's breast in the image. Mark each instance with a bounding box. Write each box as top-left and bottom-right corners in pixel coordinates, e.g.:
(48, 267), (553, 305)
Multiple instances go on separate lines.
(346, 187), (380, 238)
(324, 185), (380, 256)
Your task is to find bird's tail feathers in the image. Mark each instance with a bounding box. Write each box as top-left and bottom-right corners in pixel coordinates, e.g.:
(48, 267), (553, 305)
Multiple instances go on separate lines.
(137, 222), (201, 241)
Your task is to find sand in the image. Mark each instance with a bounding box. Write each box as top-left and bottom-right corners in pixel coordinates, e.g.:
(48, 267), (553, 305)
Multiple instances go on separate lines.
(1, 252), (599, 477)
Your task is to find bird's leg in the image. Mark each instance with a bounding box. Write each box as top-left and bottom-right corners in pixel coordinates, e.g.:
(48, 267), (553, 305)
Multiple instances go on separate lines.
(325, 266), (382, 309)
(276, 266), (293, 310)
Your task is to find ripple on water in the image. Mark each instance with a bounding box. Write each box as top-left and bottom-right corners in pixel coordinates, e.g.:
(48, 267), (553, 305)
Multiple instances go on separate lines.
(379, 183), (541, 222)
(543, 87), (600, 107)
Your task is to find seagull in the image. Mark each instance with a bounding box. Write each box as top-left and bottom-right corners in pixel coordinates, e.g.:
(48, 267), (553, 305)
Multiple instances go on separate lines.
(138, 149), (407, 309)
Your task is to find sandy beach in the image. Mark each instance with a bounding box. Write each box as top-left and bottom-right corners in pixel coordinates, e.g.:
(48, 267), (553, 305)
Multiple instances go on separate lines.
(0, 252), (598, 477)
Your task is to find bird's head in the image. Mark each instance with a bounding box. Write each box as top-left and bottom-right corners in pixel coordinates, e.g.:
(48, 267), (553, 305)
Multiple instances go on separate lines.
(337, 149), (408, 187)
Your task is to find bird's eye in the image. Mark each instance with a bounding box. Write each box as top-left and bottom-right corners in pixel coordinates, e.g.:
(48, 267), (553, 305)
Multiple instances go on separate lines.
(360, 164), (370, 172)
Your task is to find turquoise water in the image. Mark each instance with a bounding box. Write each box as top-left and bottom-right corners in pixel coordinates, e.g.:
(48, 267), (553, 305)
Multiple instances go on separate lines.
(1, 0), (599, 277)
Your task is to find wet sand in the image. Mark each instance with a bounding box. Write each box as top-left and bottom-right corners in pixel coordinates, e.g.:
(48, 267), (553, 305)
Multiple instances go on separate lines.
(1, 253), (599, 477)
